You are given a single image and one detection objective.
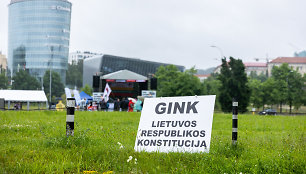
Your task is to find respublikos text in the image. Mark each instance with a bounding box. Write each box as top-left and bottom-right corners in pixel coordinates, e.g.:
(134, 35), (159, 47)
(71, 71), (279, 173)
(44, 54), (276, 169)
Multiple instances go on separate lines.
(140, 129), (205, 137)
(137, 120), (207, 148)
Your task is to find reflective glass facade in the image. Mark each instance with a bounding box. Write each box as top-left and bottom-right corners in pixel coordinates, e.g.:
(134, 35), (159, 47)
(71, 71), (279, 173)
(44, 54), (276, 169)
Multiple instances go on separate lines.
(8, 0), (72, 84)
(100, 55), (185, 76)
(83, 54), (185, 87)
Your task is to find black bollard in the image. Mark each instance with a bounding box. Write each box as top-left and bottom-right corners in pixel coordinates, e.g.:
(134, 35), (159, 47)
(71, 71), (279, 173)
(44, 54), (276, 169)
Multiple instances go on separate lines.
(66, 98), (75, 136)
(232, 98), (238, 145)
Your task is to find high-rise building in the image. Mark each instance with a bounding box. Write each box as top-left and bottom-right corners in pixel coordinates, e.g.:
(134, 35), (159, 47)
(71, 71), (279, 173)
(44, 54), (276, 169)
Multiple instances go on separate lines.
(294, 50), (306, 57)
(8, 0), (72, 85)
(0, 51), (8, 72)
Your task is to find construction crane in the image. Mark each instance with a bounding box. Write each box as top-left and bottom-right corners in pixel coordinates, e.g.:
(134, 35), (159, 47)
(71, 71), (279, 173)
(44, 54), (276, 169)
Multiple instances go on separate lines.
(254, 54), (270, 63)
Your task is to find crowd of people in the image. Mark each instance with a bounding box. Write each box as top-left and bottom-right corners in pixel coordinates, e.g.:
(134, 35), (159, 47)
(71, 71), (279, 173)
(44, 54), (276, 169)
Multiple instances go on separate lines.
(9, 97), (144, 112)
(78, 97), (143, 112)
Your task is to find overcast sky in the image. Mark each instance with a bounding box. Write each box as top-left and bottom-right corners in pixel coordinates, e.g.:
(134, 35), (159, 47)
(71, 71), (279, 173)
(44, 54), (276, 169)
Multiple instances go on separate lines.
(0, 0), (305, 69)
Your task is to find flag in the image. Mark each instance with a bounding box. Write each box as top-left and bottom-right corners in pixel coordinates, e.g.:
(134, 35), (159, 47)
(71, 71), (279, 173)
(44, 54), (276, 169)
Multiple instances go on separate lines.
(102, 83), (112, 102)
(65, 88), (72, 98)
(73, 89), (81, 106)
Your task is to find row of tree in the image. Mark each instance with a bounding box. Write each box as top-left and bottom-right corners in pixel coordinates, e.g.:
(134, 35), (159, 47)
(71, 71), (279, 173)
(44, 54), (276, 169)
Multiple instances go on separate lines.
(0, 59), (84, 102)
(1, 57), (305, 112)
(155, 57), (306, 113)
(248, 63), (305, 113)
(0, 69), (64, 103)
(66, 60), (83, 89)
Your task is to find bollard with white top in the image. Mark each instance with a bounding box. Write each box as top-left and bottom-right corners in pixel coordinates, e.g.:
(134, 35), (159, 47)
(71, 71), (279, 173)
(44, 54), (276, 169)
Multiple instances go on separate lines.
(66, 98), (75, 136)
(232, 98), (238, 145)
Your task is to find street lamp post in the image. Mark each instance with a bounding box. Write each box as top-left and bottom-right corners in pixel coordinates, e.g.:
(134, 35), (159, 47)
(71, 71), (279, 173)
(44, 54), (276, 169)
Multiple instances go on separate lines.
(210, 45), (224, 59)
(287, 70), (293, 114)
(49, 46), (54, 105)
(50, 66), (52, 103)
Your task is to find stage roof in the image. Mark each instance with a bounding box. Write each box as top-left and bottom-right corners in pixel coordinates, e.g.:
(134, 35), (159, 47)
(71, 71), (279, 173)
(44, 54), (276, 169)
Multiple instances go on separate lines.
(0, 90), (48, 102)
(101, 69), (148, 80)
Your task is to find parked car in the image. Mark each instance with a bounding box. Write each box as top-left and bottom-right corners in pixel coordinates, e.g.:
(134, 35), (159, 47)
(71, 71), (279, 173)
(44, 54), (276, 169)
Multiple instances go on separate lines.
(49, 103), (56, 110)
(258, 109), (277, 115)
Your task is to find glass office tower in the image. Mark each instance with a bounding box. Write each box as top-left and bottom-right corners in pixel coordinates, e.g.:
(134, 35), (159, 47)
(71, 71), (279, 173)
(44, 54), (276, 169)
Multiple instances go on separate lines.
(8, 0), (72, 85)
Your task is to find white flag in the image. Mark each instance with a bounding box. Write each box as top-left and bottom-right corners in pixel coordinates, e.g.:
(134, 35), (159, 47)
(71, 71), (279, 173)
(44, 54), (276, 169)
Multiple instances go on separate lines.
(65, 88), (72, 98)
(73, 89), (81, 106)
(102, 83), (112, 102)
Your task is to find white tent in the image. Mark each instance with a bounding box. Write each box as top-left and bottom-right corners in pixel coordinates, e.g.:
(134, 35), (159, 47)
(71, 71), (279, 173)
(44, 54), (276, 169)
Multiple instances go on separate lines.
(101, 69), (148, 80)
(0, 90), (48, 110)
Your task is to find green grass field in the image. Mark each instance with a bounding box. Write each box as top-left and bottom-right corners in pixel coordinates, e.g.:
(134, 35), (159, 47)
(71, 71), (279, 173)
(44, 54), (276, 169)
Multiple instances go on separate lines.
(0, 111), (305, 173)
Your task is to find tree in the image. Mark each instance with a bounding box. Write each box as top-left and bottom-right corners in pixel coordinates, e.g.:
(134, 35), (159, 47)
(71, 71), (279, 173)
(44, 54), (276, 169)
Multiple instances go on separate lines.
(271, 64), (290, 112)
(218, 57), (250, 113)
(261, 78), (279, 110)
(287, 69), (304, 113)
(271, 63), (305, 113)
(248, 78), (263, 109)
(0, 71), (8, 89)
(217, 58), (231, 112)
(249, 71), (268, 82)
(155, 65), (181, 97)
(81, 84), (93, 96)
(155, 65), (203, 97)
(174, 67), (203, 96)
(203, 76), (221, 96)
(43, 70), (64, 99)
(12, 70), (40, 90)
(301, 75), (306, 108)
(66, 60), (83, 88)
(202, 76), (222, 110)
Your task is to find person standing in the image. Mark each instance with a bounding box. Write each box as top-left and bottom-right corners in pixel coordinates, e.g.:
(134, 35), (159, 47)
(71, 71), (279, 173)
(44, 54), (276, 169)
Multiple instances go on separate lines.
(121, 98), (129, 111)
(80, 98), (86, 111)
(128, 99), (134, 112)
(120, 98), (125, 111)
(100, 99), (107, 111)
(114, 98), (120, 111)
(134, 98), (143, 112)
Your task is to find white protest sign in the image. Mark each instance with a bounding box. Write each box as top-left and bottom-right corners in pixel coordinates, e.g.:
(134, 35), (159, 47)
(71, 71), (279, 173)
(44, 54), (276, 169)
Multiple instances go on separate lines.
(142, 90), (156, 98)
(134, 95), (215, 153)
(93, 92), (103, 102)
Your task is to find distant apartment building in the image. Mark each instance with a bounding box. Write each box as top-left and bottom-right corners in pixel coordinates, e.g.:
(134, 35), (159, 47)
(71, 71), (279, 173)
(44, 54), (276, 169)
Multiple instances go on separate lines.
(244, 62), (267, 75)
(0, 52), (8, 71)
(214, 62), (267, 76)
(68, 51), (102, 64)
(213, 57), (306, 77)
(194, 74), (211, 82)
(268, 57), (306, 76)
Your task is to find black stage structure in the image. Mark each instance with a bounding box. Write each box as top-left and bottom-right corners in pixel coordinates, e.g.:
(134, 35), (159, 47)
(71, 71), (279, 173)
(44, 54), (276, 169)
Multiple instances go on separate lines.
(99, 70), (150, 99)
